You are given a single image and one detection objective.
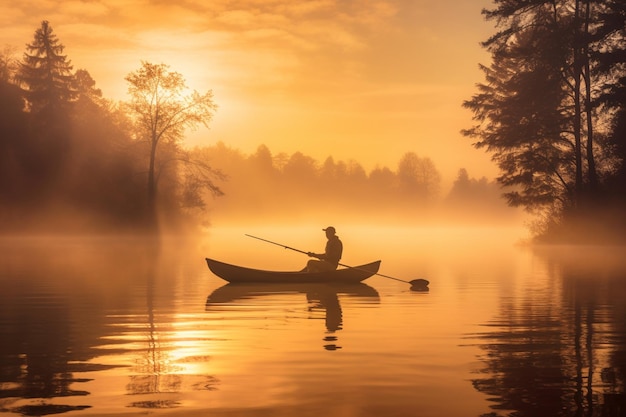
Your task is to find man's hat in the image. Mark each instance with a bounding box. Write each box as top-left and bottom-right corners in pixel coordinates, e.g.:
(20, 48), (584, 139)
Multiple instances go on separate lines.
(322, 226), (336, 234)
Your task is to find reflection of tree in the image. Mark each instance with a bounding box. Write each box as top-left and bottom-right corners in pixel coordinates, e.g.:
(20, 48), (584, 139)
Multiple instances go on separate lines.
(0, 238), (219, 415)
(126, 246), (219, 409)
(126, 260), (182, 408)
(126, 247), (181, 408)
(469, 248), (626, 417)
(0, 295), (93, 415)
(471, 303), (570, 417)
(0, 242), (111, 415)
(0, 238), (167, 414)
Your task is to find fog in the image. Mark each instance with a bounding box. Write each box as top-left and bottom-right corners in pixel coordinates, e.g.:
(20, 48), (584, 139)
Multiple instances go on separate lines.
(0, 76), (525, 236)
(193, 142), (524, 230)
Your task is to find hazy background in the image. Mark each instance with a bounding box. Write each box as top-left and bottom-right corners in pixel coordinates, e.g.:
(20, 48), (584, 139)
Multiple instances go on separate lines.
(1, 0), (497, 188)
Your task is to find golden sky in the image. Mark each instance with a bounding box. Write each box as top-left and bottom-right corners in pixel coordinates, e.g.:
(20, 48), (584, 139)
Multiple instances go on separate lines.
(2, 0), (498, 184)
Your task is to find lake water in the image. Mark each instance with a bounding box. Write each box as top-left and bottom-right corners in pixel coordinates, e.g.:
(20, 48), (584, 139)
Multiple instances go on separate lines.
(0, 226), (625, 417)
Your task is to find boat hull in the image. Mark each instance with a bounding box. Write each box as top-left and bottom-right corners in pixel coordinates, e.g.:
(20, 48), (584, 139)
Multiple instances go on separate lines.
(205, 258), (381, 284)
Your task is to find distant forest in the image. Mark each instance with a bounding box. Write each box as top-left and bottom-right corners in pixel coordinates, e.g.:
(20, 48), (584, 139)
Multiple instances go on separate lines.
(193, 142), (514, 225)
(0, 21), (513, 235)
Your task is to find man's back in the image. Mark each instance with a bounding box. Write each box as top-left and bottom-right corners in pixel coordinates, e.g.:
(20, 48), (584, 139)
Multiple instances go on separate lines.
(325, 235), (343, 266)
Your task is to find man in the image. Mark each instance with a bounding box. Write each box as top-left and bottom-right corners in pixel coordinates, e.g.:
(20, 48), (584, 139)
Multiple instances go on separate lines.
(303, 226), (343, 272)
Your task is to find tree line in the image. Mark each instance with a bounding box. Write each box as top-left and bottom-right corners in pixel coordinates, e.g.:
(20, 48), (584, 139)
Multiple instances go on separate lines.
(10, 7), (622, 240)
(0, 20), (514, 234)
(192, 142), (515, 225)
(0, 21), (220, 233)
(463, 0), (626, 242)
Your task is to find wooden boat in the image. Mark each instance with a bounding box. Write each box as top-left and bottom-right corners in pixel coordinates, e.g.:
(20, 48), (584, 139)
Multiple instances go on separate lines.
(205, 258), (381, 284)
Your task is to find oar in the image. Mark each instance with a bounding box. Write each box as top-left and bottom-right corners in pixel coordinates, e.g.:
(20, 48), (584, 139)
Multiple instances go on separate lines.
(245, 234), (429, 289)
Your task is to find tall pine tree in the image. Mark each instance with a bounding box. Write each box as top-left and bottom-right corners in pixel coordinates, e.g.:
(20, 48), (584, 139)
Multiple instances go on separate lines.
(18, 20), (75, 116)
(16, 21), (76, 198)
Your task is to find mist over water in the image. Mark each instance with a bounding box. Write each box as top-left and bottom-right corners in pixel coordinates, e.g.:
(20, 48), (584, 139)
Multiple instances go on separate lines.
(1, 226), (624, 417)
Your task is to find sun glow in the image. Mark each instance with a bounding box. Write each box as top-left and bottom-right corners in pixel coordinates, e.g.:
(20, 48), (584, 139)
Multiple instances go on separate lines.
(3, 0), (499, 185)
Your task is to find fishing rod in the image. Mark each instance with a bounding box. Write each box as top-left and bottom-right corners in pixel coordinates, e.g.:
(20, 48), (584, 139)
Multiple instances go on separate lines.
(245, 234), (429, 289)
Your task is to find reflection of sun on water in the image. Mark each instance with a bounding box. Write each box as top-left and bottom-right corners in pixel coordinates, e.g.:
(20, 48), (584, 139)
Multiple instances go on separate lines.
(168, 320), (217, 376)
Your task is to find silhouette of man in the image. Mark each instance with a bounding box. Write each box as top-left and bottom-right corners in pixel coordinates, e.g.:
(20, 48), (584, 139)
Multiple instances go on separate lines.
(303, 227), (343, 272)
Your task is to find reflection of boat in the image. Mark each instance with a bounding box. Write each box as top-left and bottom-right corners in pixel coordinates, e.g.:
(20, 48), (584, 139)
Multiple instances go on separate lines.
(205, 282), (380, 305)
(205, 258), (381, 284)
(205, 282), (380, 336)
